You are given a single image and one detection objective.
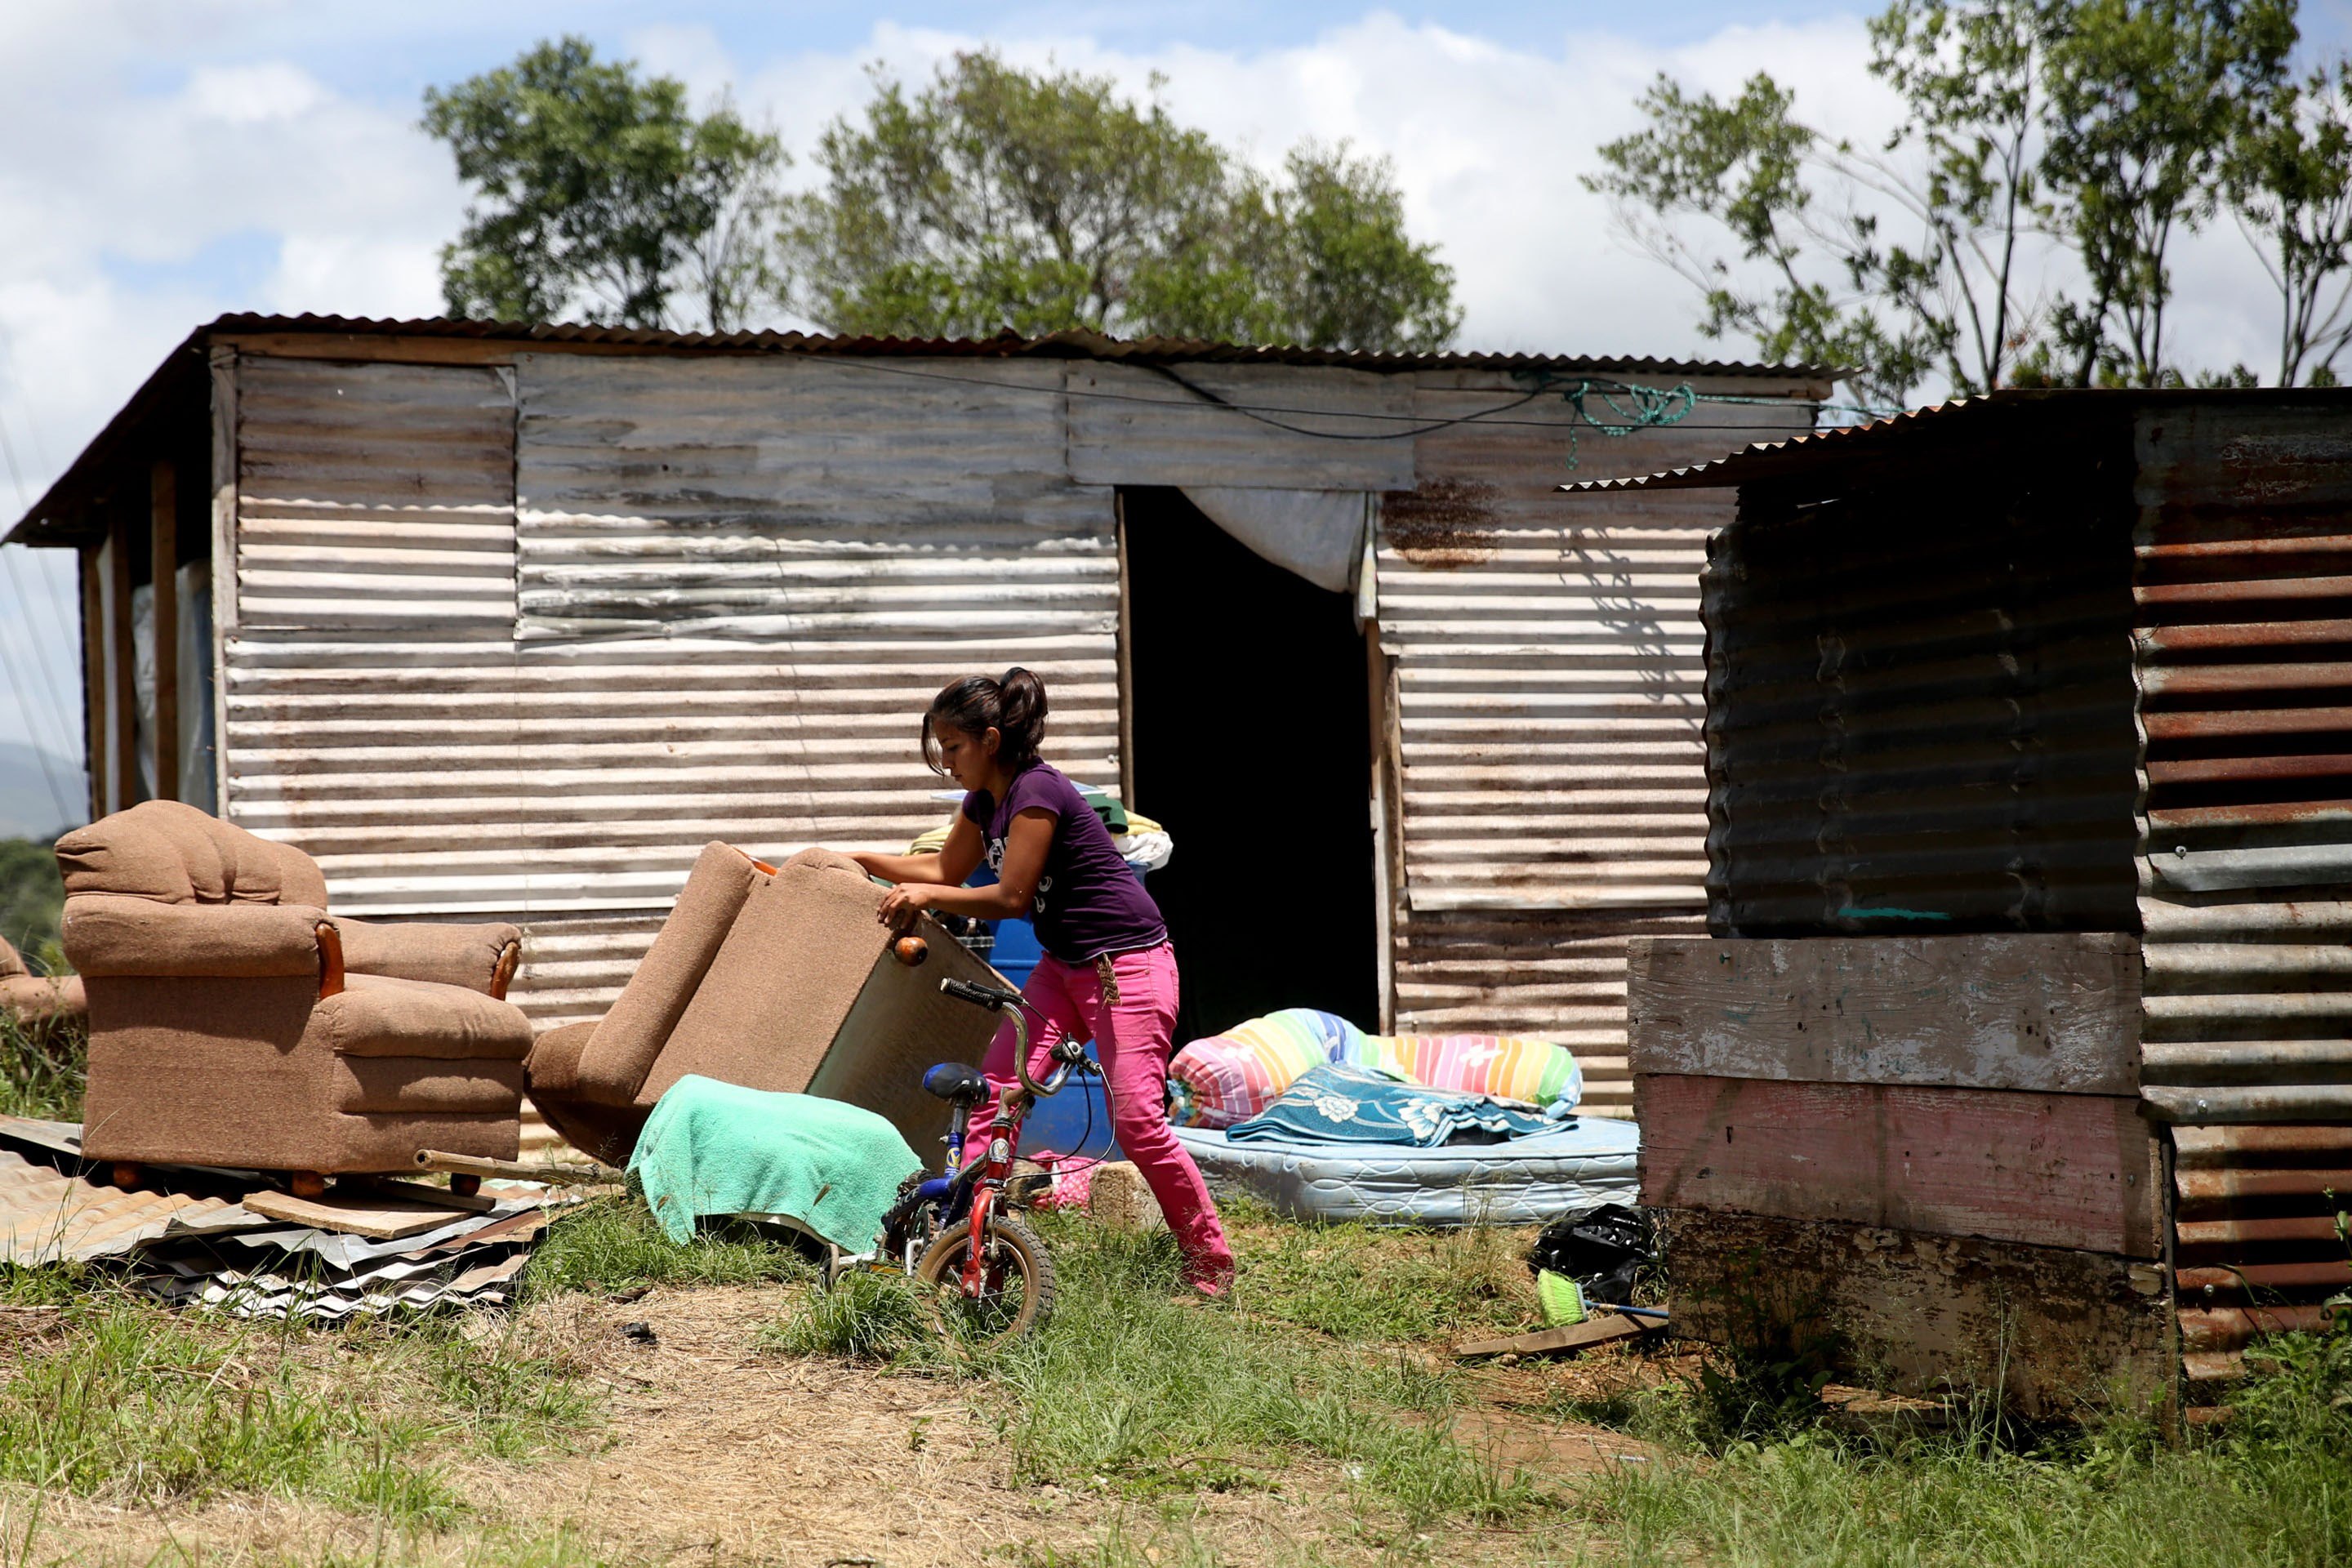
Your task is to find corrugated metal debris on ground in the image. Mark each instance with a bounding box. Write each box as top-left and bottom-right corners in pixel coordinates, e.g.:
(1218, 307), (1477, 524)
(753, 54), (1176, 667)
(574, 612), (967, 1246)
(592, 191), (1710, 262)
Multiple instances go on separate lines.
(0, 1115), (569, 1320)
(2131, 401), (2352, 1378)
(1381, 376), (1811, 1114)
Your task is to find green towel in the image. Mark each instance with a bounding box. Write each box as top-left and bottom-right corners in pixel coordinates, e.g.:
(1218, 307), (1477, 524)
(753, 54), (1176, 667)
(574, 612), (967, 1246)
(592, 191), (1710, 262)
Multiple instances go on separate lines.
(628, 1074), (924, 1250)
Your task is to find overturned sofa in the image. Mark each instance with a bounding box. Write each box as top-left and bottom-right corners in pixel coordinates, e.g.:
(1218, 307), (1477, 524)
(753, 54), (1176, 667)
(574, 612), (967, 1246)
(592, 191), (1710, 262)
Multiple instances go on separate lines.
(0, 936), (82, 1029)
(524, 844), (1006, 1165)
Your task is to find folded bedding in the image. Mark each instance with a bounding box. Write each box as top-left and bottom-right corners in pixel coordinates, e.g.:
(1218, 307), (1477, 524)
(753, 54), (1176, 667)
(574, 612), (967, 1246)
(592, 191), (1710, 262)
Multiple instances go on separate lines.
(1169, 1009), (1584, 1129)
(1227, 1062), (1555, 1148)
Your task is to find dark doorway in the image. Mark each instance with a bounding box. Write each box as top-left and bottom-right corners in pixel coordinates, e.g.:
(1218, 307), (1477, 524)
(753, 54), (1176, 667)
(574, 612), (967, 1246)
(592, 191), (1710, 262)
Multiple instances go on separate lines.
(1121, 487), (1379, 1042)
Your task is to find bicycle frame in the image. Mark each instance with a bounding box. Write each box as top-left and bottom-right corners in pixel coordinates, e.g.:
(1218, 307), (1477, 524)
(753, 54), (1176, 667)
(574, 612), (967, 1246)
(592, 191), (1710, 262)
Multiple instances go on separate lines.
(884, 995), (1076, 1296)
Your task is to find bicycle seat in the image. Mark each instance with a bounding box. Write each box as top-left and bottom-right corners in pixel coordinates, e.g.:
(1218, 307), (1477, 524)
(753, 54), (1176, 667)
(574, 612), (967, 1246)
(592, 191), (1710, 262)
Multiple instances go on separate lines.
(922, 1062), (988, 1105)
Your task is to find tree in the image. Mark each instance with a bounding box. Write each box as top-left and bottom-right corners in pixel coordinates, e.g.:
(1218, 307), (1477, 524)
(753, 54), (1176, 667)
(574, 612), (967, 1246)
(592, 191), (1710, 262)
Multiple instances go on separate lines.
(2227, 57), (2352, 384)
(781, 52), (1459, 351)
(423, 37), (786, 331)
(1585, 73), (1936, 407)
(2038, 0), (2296, 385)
(1864, 0), (2052, 393)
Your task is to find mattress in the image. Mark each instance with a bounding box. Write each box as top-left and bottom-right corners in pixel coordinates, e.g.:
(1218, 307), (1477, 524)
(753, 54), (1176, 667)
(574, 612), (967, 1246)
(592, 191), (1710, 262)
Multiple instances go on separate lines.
(1173, 1116), (1641, 1226)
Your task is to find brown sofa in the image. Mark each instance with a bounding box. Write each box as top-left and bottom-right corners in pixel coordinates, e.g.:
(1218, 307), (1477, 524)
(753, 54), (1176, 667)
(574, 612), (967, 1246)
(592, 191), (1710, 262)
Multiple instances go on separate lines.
(0, 936), (83, 1028)
(526, 844), (1006, 1165)
(59, 800), (533, 1176)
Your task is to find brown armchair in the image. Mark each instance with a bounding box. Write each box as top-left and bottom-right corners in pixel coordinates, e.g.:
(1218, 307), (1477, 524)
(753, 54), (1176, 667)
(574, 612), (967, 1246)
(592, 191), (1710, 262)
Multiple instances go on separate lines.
(526, 844), (1005, 1165)
(58, 800), (533, 1178)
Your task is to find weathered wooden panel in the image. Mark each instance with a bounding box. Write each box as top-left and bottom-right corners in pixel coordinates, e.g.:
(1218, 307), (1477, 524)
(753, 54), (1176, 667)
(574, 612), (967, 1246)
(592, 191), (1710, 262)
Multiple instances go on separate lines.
(1627, 934), (2141, 1094)
(1664, 1208), (2175, 1419)
(1636, 1073), (2163, 1257)
(1067, 363), (1416, 490)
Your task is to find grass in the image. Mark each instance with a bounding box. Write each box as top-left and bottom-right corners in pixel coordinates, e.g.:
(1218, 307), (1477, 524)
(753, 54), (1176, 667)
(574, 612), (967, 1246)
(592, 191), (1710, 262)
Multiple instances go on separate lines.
(768, 1209), (1558, 1538)
(523, 1192), (817, 1298)
(0, 1283), (598, 1520)
(0, 1013), (84, 1122)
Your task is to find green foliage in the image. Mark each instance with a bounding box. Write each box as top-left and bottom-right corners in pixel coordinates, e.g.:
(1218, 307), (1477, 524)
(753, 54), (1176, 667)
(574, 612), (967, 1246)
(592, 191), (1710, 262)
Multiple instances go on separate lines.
(1588, 73), (1936, 407)
(0, 1012), (84, 1121)
(2226, 56), (2352, 383)
(1223, 1207), (1540, 1344)
(2039, 0), (2296, 386)
(0, 838), (63, 966)
(782, 51), (1459, 351)
(422, 36), (785, 330)
(523, 1194), (815, 1298)
(1597, 0), (2340, 395)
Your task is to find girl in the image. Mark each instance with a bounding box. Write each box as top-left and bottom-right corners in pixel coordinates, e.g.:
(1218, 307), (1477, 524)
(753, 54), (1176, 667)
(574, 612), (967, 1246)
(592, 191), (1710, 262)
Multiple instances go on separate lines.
(847, 668), (1236, 1294)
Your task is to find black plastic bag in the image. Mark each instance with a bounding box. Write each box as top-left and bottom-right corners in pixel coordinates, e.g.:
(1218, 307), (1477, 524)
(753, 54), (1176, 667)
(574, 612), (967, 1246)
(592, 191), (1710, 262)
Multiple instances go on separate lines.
(1527, 1202), (1656, 1305)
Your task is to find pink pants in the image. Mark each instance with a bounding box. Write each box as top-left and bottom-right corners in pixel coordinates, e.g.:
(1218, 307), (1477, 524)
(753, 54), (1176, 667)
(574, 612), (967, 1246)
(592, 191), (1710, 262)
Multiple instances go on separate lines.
(962, 942), (1233, 1282)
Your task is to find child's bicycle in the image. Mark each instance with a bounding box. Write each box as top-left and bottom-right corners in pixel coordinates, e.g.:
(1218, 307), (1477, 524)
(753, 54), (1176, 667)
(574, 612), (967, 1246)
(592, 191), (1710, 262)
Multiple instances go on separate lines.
(831, 973), (1090, 1348)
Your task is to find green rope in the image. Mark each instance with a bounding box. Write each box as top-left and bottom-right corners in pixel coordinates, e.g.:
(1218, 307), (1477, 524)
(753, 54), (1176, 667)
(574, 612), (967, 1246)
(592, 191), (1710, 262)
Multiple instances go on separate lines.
(1557, 378), (1696, 469)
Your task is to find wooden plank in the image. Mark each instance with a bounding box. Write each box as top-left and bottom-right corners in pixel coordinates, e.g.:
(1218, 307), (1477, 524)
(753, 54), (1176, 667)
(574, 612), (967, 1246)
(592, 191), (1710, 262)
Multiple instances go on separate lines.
(1664, 1208), (2175, 1421)
(347, 1176), (496, 1213)
(149, 460), (178, 802)
(1457, 1312), (1651, 1359)
(103, 514), (137, 811)
(1628, 934), (2140, 1094)
(1635, 1072), (2162, 1258)
(243, 1188), (471, 1240)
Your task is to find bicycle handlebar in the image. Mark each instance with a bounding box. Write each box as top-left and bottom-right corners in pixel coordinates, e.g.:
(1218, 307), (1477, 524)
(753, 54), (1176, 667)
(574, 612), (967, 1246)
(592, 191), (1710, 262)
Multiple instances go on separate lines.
(938, 976), (1025, 1012)
(936, 977), (1069, 1098)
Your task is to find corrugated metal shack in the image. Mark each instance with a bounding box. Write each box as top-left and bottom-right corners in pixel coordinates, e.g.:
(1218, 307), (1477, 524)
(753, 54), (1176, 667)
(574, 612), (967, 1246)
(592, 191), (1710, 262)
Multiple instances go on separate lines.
(1578, 387), (2352, 1392)
(7, 314), (1825, 1116)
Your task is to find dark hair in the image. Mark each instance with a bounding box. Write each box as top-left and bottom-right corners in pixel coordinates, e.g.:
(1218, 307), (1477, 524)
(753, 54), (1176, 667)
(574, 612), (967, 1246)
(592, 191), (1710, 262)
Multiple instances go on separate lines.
(924, 667), (1048, 776)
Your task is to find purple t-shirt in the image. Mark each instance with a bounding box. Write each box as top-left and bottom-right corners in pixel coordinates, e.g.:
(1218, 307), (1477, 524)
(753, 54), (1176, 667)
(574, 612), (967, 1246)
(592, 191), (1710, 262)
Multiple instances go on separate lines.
(961, 763), (1167, 964)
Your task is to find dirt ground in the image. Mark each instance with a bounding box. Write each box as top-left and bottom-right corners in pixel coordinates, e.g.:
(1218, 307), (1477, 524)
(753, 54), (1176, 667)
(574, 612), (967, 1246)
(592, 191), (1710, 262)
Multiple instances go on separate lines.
(478, 1285), (1663, 1566)
(2, 1285), (1676, 1567)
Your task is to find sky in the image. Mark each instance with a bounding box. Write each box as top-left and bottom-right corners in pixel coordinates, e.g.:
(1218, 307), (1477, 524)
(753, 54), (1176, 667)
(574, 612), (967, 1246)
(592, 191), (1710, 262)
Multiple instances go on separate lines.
(4, 0), (2352, 784)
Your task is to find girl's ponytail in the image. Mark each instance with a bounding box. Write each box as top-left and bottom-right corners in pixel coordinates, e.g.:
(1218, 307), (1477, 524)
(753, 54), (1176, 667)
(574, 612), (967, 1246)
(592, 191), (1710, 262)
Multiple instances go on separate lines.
(924, 667), (1049, 775)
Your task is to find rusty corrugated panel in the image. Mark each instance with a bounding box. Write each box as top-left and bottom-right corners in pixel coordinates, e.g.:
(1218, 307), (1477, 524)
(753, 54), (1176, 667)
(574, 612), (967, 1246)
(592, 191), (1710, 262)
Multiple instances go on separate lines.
(2132, 399), (2352, 1379)
(1700, 450), (2143, 937)
(1383, 376), (1812, 1114)
(0, 1145), (248, 1266)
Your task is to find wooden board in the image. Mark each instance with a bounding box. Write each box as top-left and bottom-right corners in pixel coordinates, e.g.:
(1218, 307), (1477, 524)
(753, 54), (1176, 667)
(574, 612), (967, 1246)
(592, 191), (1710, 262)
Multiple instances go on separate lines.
(1663, 1208), (2175, 1421)
(1628, 934), (2140, 1094)
(243, 1188), (475, 1240)
(1636, 1073), (2162, 1258)
(1457, 1313), (1652, 1359)
(349, 1177), (495, 1214)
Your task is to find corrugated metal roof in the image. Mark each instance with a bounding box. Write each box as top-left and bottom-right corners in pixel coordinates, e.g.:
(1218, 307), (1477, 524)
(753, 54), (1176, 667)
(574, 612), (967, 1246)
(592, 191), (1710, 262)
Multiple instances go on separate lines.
(198, 311), (1836, 378)
(7, 312), (1829, 549)
(1563, 388), (2352, 496)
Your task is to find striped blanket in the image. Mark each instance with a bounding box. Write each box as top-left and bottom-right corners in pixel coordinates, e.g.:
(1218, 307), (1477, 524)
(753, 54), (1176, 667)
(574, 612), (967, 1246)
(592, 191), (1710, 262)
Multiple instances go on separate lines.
(1168, 1009), (1584, 1129)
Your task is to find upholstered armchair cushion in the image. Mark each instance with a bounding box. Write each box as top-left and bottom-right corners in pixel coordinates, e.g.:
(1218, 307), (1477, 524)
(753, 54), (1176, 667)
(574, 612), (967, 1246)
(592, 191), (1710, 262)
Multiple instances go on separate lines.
(306, 974), (535, 1061)
(65, 894), (329, 978)
(56, 800), (328, 906)
(334, 917), (520, 996)
(0, 937), (82, 1026)
(572, 841), (761, 1105)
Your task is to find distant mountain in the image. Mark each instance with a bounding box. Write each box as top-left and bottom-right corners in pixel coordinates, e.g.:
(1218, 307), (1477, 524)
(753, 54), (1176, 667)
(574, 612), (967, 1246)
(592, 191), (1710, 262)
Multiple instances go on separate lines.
(0, 740), (86, 842)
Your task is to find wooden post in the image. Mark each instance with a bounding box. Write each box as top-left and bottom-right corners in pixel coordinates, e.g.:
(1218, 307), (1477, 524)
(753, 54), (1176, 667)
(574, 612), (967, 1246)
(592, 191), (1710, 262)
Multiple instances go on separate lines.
(149, 461), (178, 801)
(105, 510), (136, 811)
(78, 544), (105, 820)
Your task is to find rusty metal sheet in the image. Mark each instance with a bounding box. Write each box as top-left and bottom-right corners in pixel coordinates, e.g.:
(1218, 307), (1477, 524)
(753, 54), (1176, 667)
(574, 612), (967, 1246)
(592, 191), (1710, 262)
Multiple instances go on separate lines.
(2132, 402), (2352, 1378)
(0, 1147), (251, 1266)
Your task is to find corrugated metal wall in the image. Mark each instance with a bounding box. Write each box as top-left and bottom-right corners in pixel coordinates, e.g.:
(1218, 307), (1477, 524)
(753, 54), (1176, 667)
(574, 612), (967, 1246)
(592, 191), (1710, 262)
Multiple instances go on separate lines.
(2131, 399), (2352, 1380)
(223, 345), (1819, 1079)
(1700, 461), (2143, 938)
(1385, 378), (1811, 1114)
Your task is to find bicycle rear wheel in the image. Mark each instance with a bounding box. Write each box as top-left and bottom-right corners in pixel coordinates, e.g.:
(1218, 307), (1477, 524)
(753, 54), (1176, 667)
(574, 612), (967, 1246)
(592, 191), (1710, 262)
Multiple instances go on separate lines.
(913, 1214), (1056, 1348)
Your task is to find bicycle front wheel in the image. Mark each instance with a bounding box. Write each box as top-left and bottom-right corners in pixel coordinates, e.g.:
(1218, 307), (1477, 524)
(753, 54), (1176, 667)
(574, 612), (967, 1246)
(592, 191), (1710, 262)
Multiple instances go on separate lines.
(913, 1214), (1057, 1349)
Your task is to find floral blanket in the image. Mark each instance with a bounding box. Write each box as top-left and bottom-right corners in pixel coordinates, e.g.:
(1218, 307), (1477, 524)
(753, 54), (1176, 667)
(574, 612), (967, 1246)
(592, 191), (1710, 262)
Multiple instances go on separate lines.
(1224, 1062), (1556, 1148)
